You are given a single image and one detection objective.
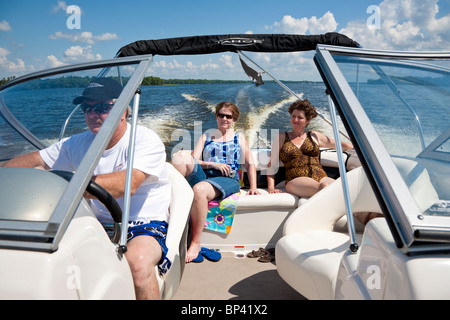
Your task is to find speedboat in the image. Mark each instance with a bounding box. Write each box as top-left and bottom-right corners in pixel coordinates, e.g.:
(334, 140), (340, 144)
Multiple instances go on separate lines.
(0, 33), (449, 300)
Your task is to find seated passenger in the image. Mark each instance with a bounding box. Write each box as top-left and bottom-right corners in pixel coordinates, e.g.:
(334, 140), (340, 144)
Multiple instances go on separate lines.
(4, 78), (171, 300)
(267, 99), (353, 197)
(171, 102), (259, 262)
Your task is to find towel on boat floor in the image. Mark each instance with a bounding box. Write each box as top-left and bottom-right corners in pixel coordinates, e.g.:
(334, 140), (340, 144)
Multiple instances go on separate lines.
(204, 192), (240, 234)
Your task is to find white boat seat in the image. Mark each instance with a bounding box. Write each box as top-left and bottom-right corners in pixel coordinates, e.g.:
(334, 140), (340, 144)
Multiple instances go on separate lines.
(200, 188), (303, 252)
(391, 157), (439, 212)
(276, 157), (440, 300)
(276, 231), (353, 300)
(276, 167), (381, 300)
(157, 163), (193, 300)
(199, 148), (355, 252)
(238, 189), (300, 210)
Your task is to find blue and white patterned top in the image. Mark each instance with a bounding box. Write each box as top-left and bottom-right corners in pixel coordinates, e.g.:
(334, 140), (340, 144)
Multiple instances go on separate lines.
(202, 132), (241, 172)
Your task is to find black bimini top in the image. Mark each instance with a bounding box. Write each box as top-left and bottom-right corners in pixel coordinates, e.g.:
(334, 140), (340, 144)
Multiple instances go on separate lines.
(118, 32), (359, 57)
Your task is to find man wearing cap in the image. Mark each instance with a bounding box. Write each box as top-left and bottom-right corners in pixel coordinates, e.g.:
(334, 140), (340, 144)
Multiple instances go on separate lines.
(4, 78), (171, 300)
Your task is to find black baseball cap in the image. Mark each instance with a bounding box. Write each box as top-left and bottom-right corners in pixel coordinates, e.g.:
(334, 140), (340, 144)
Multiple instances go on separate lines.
(73, 78), (123, 105)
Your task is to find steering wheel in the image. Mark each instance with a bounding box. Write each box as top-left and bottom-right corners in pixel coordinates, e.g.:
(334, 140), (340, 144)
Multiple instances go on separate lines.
(49, 170), (123, 242)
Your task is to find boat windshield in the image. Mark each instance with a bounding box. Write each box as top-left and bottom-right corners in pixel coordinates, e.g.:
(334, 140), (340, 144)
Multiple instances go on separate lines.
(0, 56), (152, 252)
(0, 63), (139, 162)
(315, 46), (450, 247)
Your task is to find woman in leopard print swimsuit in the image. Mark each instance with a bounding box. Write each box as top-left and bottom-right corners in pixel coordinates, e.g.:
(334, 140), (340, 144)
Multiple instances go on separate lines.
(267, 99), (353, 198)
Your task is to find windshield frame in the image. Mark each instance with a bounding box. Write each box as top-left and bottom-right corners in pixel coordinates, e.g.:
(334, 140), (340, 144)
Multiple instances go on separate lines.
(315, 45), (450, 252)
(0, 55), (153, 252)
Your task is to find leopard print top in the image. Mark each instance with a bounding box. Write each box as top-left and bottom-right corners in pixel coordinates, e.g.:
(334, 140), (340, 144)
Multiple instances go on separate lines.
(279, 131), (327, 183)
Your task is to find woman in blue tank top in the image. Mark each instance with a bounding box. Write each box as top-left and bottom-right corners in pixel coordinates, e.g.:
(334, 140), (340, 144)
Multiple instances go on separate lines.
(172, 102), (259, 263)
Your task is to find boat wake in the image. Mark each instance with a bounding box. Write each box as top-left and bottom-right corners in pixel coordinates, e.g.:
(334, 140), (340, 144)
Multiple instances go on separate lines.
(239, 94), (301, 148)
(138, 91), (313, 154)
(180, 91), (305, 148)
(181, 93), (216, 112)
(138, 111), (186, 146)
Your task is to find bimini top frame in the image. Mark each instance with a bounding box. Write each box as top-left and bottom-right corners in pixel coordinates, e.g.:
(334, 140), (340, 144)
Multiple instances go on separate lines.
(117, 33), (359, 57)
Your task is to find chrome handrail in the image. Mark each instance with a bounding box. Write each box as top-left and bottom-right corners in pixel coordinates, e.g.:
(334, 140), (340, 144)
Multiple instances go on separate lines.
(59, 104), (82, 141)
(327, 95), (358, 253)
(119, 89), (141, 253)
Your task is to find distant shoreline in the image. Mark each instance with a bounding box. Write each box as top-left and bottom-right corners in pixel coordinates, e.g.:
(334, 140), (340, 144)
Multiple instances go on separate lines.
(0, 75), (320, 88)
(140, 76), (320, 86)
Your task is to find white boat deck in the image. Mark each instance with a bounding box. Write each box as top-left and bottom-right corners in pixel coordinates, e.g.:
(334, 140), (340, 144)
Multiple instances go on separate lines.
(172, 252), (305, 300)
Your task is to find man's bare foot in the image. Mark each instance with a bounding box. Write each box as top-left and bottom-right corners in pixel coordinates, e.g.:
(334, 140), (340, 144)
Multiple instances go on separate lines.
(186, 242), (201, 263)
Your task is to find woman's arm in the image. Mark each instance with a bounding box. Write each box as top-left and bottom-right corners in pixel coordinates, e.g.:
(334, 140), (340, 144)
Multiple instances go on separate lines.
(311, 130), (353, 150)
(239, 132), (259, 195)
(267, 132), (284, 193)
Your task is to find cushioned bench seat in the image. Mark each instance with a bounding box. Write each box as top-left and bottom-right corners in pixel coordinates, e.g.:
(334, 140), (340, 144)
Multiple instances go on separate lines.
(199, 148), (353, 252)
(200, 188), (304, 252)
(237, 188), (302, 210)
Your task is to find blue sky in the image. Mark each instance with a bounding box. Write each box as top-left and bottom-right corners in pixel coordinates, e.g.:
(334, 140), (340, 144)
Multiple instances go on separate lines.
(1, 0), (449, 81)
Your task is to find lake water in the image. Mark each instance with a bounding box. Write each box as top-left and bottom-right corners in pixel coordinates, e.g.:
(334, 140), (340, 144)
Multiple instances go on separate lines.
(1, 80), (447, 161)
(1, 82), (338, 160)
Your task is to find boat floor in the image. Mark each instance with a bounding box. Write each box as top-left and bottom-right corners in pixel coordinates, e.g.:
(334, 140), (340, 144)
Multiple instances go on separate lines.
(172, 252), (306, 300)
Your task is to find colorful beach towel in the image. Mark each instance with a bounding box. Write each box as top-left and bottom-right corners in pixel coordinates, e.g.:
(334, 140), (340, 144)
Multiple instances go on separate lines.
(204, 192), (240, 234)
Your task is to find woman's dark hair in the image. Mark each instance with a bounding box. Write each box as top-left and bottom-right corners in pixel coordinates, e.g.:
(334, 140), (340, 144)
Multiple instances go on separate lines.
(288, 99), (318, 121)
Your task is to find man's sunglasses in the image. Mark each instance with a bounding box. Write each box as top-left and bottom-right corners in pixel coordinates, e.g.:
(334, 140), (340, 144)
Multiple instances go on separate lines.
(217, 113), (233, 119)
(81, 102), (114, 114)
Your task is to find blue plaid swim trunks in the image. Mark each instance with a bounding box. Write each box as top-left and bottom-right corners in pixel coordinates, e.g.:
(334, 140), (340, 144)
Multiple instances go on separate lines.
(103, 220), (171, 274)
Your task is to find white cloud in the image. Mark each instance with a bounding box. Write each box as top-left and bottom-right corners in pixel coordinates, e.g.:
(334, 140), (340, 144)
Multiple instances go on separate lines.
(51, 1), (68, 13)
(45, 55), (66, 68)
(0, 47), (27, 73)
(254, 0), (450, 80)
(94, 32), (119, 42)
(339, 0), (450, 50)
(45, 30), (117, 68)
(0, 20), (12, 32)
(219, 55), (235, 69)
(271, 12), (338, 34)
(242, 12), (340, 81)
(200, 60), (220, 71)
(49, 31), (119, 44)
(150, 57), (221, 76)
(63, 45), (102, 62)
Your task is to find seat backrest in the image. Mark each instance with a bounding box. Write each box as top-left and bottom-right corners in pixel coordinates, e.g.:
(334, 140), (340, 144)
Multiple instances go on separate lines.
(160, 162), (193, 299)
(283, 167), (381, 235)
(283, 157), (440, 236)
(392, 157), (439, 212)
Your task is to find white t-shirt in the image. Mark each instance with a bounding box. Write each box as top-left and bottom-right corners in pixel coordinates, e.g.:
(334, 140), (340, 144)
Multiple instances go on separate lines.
(40, 124), (170, 224)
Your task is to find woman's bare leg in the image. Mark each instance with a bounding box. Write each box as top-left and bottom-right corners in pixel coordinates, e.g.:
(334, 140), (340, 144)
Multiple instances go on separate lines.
(186, 181), (221, 262)
(285, 176), (335, 198)
(171, 151), (195, 177)
(319, 177), (335, 191)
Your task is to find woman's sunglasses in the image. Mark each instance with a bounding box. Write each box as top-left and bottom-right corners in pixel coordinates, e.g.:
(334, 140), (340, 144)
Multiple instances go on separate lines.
(217, 113), (233, 119)
(81, 102), (114, 114)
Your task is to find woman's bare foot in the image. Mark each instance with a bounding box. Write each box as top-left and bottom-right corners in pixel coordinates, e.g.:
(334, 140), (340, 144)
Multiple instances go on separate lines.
(186, 242), (201, 263)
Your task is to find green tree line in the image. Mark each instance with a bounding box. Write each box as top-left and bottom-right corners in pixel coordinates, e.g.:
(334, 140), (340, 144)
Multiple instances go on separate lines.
(141, 76), (250, 85)
(0, 76), (16, 87)
(1, 75), (251, 89)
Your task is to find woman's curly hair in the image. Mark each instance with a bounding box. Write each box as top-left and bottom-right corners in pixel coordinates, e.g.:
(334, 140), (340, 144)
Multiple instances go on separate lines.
(288, 99), (318, 121)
